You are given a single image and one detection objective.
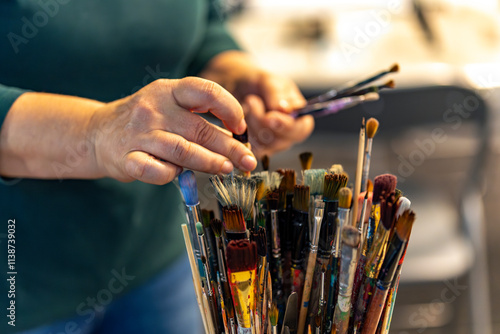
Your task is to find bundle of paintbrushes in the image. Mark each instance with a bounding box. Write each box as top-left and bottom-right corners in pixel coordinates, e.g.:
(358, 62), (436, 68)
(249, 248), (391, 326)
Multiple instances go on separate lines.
(178, 71), (417, 334)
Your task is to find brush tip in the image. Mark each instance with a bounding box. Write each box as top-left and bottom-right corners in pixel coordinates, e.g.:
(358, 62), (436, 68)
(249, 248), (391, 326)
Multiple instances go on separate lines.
(396, 209), (416, 242)
(226, 239), (257, 272)
(367, 179), (374, 193)
(342, 225), (361, 248)
(196, 221), (204, 235)
(329, 164), (344, 174)
(299, 152), (313, 170)
(373, 174), (398, 202)
(210, 218), (223, 237)
(390, 63), (400, 73)
(386, 79), (396, 89)
(396, 197), (411, 218)
(338, 187), (352, 209)
(366, 118), (380, 139)
(178, 170), (199, 205)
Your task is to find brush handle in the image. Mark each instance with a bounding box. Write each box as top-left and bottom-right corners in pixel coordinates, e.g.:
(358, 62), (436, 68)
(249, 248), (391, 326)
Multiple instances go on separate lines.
(353, 276), (376, 333)
(360, 139), (373, 193)
(333, 294), (351, 334)
(351, 124), (365, 227)
(361, 285), (390, 334)
(181, 224), (210, 334)
(297, 250), (318, 334)
(323, 256), (339, 333)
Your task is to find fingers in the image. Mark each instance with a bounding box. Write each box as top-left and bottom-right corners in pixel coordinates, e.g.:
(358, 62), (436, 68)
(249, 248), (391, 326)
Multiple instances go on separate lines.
(137, 130), (256, 175)
(258, 73), (306, 113)
(123, 151), (183, 185)
(171, 77), (247, 134)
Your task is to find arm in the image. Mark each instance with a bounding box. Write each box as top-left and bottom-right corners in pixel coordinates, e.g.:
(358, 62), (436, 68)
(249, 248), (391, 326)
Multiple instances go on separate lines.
(0, 78), (257, 184)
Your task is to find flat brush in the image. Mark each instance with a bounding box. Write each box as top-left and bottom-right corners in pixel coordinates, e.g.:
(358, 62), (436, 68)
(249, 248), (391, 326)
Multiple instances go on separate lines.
(294, 93), (379, 119)
(222, 205), (248, 242)
(361, 118), (379, 193)
(291, 185), (310, 302)
(226, 239), (258, 333)
(297, 203), (324, 334)
(302, 168), (327, 238)
(333, 226), (361, 334)
(300, 152), (313, 171)
(362, 210), (415, 334)
(307, 64), (399, 104)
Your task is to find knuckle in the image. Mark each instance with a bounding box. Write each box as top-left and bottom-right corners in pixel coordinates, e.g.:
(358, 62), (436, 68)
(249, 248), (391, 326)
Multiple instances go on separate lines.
(199, 79), (221, 103)
(227, 140), (240, 159)
(193, 119), (216, 145)
(172, 138), (192, 162)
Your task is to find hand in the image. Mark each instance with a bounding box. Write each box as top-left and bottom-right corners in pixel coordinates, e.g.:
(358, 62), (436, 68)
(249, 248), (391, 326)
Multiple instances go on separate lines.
(88, 77), (257, 184)
(200, 51), (314, 158)
(240, 72), (314, 158)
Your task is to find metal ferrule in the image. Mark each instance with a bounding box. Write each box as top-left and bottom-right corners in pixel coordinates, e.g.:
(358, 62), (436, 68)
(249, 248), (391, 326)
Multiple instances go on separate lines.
(185, 204), (202, 256)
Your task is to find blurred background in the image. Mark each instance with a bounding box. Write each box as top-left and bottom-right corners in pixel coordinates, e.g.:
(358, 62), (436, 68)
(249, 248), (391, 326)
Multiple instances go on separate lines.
(200, 0), (500, 333)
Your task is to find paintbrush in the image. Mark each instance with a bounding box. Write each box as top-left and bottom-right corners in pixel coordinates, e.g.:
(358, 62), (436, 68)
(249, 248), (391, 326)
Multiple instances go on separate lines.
(226, 239), (258, 333)
(333, 225), (361, 334)
(233, 130), (251, 177)
(178, 171), (203, 267)
(350, 176), (396, 332)
(352, 191), (398, 333)
(252, 227), (268, 334)
(300, 152), (313, 171)
(210, 218), (237, 334)
(294, 93), (379, 119)
(270, 302), (279, 334)
(201, 255), (223, 334)
(210, 174), (257, 222)
(307, 64), (399, 104)
(351, 119), (365, 228)
(361, 210), (415, 334)
(267, 191), (286, 322)
(202, 209), (219, 282)
(277, 168), (296, 298)
(302, 168), (327, 239)
(348, 80), (395, 97)
(297, 202), (324, 334)
(282, 292), (298, 334)
(361, 118), (379, 193)
(291, 185), (310, 301)
(181, 224), (211, 334)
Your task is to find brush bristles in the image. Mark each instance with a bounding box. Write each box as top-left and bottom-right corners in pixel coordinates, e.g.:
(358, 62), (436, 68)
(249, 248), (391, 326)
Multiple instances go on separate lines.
(262, 155), (270, 171)
(390, 63), (399, 73)
(366, 118), (379, 139)
(222, 205), (246, 233)
(226, 239), (257, 272)
(252, 226), (267, 257)
(367, 179), (374, 193)
(373, 174), (397, 203)
(253, 176), (265, 201)
(253, 171), (283, 200)
(178, 170), (199, 206)
(278, 168), (296, 194)
(338, 187), (353, 209)
(395, 209), (416, 242)
(299, 152), (313, 170)
(270, 303), (279, 326)
(385, 80), (395, 89)
(293, 185), (310, 212)
(266, 190), (279, 211)
(380, 192), (397, 230)
(196, 222), (204, 236)
(342, 225), (361, 248)
(210, 175), (257, 219)
(323, 172), (349, 201)
(210, 218), (223, 238)
(329, 164), (344, 174)
(201, 209), (214, 227)
(302, 169), (327, 196)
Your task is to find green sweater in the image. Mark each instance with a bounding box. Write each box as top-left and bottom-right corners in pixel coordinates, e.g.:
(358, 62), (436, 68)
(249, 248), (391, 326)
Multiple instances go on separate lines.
(0, 0), (239, 331)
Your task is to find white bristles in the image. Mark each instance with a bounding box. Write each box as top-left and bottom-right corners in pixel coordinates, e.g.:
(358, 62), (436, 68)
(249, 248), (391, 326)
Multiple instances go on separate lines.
(396, 196), (411, 219)
(253, 171), (283, 195)
(210, 175), (257, 219)
(302, 169), (327, 195)
(329, 164), (344, 174)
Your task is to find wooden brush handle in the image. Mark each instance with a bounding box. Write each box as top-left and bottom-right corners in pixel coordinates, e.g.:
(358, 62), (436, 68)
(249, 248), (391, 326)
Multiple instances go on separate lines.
(298, 251), (318, 334)
(362, 287), (389, 334)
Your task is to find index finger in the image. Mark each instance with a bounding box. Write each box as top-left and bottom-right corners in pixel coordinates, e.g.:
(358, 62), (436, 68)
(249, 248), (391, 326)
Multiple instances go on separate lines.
(171, 77), (247, 134)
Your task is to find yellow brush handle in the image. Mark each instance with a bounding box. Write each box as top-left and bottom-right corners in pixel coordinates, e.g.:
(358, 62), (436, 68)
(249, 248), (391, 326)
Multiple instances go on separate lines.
(182, 224), (211, 334)
(298, 251), (318, 334)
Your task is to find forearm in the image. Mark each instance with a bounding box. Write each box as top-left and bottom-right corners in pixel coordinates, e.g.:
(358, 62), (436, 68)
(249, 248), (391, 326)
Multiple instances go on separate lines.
(0, 92), (104, 179)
